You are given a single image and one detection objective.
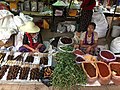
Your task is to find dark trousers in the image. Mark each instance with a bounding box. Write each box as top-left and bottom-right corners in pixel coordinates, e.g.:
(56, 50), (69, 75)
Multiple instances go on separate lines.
(78, 10), (93, 32)
(19, 45), (46, 53)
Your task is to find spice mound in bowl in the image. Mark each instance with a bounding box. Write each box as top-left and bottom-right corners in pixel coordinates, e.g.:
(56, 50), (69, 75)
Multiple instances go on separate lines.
(73, 49), (84, 56)
(75, 56), (85, 63)
(99, 50), (116, 63)
(60, 37), (72, 44)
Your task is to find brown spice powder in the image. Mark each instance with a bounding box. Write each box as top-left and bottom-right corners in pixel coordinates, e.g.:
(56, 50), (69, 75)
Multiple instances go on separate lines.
(84, 63), (96, 77)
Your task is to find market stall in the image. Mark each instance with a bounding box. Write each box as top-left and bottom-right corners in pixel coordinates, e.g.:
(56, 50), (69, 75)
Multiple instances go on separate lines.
(1, 0), (120, 90)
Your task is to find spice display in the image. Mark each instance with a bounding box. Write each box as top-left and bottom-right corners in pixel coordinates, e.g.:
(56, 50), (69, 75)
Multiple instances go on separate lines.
(84, 63), (96, 77)
(30, 68), (40, 81)
(110, 63), (120, 76)
(101, 51), (115, 59)
(75, 56), (85, 63)
(61, 37), (72, 44)
(7, 65), (21, 80)
(82, 62), (98, 84)
(109, 62), (120, 85)
(19, 67), (30, 80)
(0, 53), (6, 63)
(25, 55), (34, 63)
(40, 57), (48, 65)
(0, 65), (9, 79)
(97, 63), (109, 77)
(43, 67), (53, 78)
(74, 49), (84, 56)
(96, 61), (111, 85)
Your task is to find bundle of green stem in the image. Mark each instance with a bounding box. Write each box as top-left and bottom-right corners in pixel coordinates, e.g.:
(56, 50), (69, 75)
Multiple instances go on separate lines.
(52, 52), (87, 90)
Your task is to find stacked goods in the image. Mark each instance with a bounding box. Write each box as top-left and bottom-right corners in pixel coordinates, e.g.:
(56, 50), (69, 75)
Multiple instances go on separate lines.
(19, 67), (30, 80)
(0, 65), (9, 79)
(7, 65), (21, 80)
(30, 67), (40, 81)
(0, 53), (6, 63)
(40, 57), (48, 65)
(25, 55), (34, 63)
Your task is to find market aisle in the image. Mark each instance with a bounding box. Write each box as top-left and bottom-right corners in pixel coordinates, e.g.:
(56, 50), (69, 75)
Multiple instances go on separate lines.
(0, 84), (120, 90)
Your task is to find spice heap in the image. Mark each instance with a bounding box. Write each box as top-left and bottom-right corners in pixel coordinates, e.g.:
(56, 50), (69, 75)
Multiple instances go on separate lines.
(0, 65), (9, 79)
(25, 55), (34, 63)
(30, 67), (40, 81)
(19, 67), (30, 80)
(84, 63), (96, 77)
(7, 65), (21, 80)
(61, 37), (72, 44)
(40, 57), (48, 65)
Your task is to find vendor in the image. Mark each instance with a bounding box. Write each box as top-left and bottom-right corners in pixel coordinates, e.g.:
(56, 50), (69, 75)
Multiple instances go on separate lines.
(19, 21), (46, 53)
(80, 22), (98, 54)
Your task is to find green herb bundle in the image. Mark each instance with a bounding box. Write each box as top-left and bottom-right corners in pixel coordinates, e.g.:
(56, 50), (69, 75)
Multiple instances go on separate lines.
(52, 52), (87, 90)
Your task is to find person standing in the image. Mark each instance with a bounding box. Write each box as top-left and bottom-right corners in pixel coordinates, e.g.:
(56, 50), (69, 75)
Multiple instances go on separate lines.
(78, 0), (96, 32)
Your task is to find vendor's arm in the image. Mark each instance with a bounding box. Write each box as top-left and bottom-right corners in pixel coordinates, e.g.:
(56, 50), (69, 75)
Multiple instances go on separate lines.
(90, 40), (98, 48)
(80, 40), (90, 48)
(80, 32), (90, 48)
(23, 44), (35, 52)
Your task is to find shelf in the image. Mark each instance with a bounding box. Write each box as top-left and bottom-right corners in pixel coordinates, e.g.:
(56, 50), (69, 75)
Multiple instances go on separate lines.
(22, 11), (52, 17)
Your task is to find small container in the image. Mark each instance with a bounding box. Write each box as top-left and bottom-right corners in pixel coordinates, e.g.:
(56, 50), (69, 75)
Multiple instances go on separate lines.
(73, 49), (84, 56)
(75, 56), (85, 64)
(96, 61), (111, 85)
(58, 36), (73, 46)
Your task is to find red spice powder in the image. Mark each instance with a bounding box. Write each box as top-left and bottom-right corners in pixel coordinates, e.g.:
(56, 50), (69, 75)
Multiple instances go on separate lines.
(61, 37), (72, 44)
(84, 63), (96, 77)
(76, 57), (85, 62)
(101, 51), (115, 59)
(97, 63), (109, 77)
(74, 50), (84, 55)
(110, 64), (120, 76)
